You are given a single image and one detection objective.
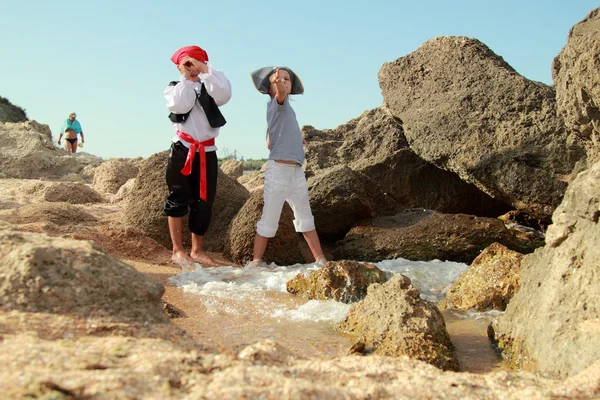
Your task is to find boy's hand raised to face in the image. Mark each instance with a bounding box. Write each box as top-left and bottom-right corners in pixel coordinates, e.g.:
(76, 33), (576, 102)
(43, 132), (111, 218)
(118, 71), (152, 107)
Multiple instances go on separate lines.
(178, 56), (209, 82)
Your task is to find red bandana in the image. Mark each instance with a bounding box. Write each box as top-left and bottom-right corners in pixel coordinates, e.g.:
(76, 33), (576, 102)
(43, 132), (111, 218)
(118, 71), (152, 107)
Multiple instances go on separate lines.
(170, 46), (209, 65)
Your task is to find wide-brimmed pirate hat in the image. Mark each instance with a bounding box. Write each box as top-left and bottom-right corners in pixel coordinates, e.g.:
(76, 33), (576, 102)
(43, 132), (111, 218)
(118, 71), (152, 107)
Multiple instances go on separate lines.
(250, 66), (304, 95)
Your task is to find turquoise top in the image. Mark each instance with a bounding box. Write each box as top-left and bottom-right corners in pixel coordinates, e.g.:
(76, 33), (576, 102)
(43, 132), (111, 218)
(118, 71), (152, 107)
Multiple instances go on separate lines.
(60, 118), (82, 134)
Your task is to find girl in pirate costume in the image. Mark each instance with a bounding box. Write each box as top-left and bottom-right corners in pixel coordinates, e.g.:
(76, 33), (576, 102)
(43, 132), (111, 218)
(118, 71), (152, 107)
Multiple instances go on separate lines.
(164, 45), (232, 266)
(249, 66), (327, 267)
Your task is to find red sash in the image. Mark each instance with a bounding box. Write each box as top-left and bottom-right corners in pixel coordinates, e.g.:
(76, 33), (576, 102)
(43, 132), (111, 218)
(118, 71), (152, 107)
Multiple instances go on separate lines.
(176, 131), (215, 201)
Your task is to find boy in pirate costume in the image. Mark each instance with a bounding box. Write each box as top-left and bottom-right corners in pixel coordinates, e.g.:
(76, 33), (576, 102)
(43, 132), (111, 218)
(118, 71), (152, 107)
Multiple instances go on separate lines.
(164, 45), (232, 266)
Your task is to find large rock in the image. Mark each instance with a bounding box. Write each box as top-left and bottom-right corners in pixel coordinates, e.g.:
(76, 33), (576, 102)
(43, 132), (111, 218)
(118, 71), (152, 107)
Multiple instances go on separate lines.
(441, 242), (524, 311)
(41, 182), (104, 204)
(489, 161), (600, 378)
(206, 169), (251, 252)
(304, 109), (510, 218)
(286, 260), (388, 303)
(308, 166), (399, 240)
(0, 230), (166, 323)
(379, 36), (584, 218)
(0, 96), (27, 123)
(553, 8), (600, 164)
(92, 158), (141, 194)
(111, 178), (136, 203)
(335, 209), (539, 263)
(3, 202), (97, 226)
(225, 190), (304, 266)
(221, 159), (244, 179)
(125, 151), (250, 252)
(0, 121), (103, 179)
(237, 170), (264, 193)
(337, 274), (459, 371)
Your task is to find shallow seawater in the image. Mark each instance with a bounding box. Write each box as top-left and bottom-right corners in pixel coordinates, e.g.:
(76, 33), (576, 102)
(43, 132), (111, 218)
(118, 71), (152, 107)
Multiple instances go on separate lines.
(169, 258), (504, 371)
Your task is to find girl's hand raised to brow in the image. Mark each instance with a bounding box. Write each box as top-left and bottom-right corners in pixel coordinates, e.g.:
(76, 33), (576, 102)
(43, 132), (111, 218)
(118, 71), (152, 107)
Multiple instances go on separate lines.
(270, 69), (286, 92)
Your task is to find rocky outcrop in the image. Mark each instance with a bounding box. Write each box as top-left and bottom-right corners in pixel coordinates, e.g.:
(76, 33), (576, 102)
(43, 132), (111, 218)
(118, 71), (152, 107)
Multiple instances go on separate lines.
(335, 209), (539, 263)
(41, 182), (104, 204)
(3, 202), (97, 227)
(205, 169), (250, 252)
(0, 121), (102, 180)
(237, 170), (264, 193)
(0, 230), (166, 323)
(124, 151), (171, 247)
(490, 161), (600, 378)
(221, 159), (244, 179)
(308, 166), (399, 240)
(111, 178), (136, 203)
(92, 158), (141, 194)
(125, 151), (249, 252)
(0, 96), (27, 123)
(379, 36), (584, 218)
(225, 190), (304, 266)
(286, 260), (388, 303)
(553, 8), (600, 164)
(337, 274), (459, 371)
(441, 242), (524, 311)
(303, 109), (510, 218)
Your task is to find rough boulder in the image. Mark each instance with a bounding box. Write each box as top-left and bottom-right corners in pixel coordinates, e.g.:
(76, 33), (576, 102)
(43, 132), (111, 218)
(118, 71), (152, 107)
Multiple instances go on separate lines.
(379, 36), (584, 218)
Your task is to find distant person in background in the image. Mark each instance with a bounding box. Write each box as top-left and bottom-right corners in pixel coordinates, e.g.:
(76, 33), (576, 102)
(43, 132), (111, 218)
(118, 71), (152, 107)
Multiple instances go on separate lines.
(58, 112), (84, 153)
(164, 45), (232, 267)
(249, 66), (327, 267)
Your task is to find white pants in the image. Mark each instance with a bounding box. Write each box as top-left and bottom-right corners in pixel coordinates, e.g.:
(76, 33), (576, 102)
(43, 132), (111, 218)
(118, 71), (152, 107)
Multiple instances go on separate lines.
(256, 160), (316, 238)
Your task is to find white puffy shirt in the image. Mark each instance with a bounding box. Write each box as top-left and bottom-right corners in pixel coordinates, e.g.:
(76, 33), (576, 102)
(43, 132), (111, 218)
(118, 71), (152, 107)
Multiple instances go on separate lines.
(164, 65), (232, 152)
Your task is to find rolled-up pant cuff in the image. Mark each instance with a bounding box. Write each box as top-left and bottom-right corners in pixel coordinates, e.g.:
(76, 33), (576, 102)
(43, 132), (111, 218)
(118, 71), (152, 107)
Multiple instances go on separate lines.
(256, 222), (277, 238)
(293, 218), (315, 233)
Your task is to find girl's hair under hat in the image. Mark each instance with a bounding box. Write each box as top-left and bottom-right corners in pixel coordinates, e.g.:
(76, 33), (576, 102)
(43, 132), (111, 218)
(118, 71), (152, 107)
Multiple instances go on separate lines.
(250, 66), (304, 95)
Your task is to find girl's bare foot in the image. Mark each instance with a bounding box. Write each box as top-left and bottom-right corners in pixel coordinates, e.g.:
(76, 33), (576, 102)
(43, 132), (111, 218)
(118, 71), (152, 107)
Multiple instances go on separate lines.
(190, 251), (219, 266)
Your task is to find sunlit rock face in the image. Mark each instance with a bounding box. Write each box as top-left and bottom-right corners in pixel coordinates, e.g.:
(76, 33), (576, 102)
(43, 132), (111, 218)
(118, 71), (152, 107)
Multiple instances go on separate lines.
(490, 161), (600, 378)
(441, 242), (524, 311)
(221, 159), (244, 179)
(0, 120), (102, 180)
(379, 36), (585, 219)
(553, 7), (600, 164)
(337, 274), (459, 371)
(92, 158), (141, 194)
(286, 260), (388, 303)
(0, 230), (166, 323)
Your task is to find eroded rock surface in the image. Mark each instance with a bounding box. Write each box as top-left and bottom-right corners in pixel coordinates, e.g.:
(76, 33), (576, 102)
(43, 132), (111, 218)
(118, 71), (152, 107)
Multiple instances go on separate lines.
(441, 242), (524, 311)
(286, 260), (388, 303)
(553, 8), (600, 164)
(379, 36), (584, 218)
(337, 274), (459, 371)
(490, 161), (600, 378)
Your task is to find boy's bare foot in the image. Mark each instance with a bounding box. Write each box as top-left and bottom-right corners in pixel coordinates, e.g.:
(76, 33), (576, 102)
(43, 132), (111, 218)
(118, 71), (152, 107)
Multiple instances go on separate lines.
(172, 250), (193, 264)
(190, 251), (219, 266)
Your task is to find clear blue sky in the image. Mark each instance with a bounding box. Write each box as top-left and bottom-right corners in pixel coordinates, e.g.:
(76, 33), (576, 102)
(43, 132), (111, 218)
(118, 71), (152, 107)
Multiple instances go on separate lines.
(1, 1), (596, 161)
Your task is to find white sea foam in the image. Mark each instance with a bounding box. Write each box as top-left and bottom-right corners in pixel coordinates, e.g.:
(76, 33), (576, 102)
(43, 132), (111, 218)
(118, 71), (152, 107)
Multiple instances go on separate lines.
(168, 258), (469, 322)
